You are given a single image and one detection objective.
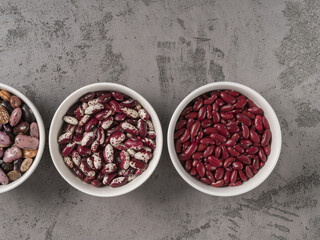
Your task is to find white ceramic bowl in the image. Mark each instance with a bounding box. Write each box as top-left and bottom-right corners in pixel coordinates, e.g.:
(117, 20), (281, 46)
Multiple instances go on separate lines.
(49, 83), (163, 197)
(168, 82), (281, 197)
(0, 83), (45, 194)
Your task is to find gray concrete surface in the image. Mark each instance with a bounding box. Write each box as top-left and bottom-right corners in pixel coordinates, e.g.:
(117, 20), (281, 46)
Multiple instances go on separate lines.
(0, 0), (319, 239)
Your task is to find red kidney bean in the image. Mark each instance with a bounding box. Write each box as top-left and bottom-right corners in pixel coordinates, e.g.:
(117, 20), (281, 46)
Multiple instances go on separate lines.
(206, 105), (212, 119)
(261, 129), (271, 147)
(210, 133), (227, 143)
(230, 170), (237, 183)
(234, 145), (245, 154)
(234, 99), (247, 109)
(245, 165), (254, 178)
(231, 133), (240, 142)
(223, 170), (231, 185)
(227, 147), (239, 157)
(232, 161), (243, 170)
(227, 124), (240, 133)
(178, 153), (190, 161)
(246, 146), (259, 155)
(264, 144), (271, 156)
(196, 162), (205, 178)
(221, 145), (229, 159)
(185, 112), (198, 119)
(193, 98), (203, 111)
(252, 156), (260, 170)
(203, 145), (214, 158)
(212, 111), (220, 123)
(195, 131), (204, 143)
(254, 115), (263, 132)
(180, 129), (190, 143)
(229, 181), (242, 186)
(182, 142), (190, 152)
(201, 119), (213, 128)
(203, 127), (217, 135)
(241, 125), (249, 139)
(236, 113), (251, 126)
(190, 168), (197, 176)
(238, 170), (247, 181)
(240, 139), (253, 148)
(214, 146), (221, 158)
(181, 106), (192, 116)
(237, 155), (251, 165)
(204, 94), (217, 105)
(184, 142), (198, 156)
(242, 110), (255, 119)
(186, 118), (194, 130)
(197, 143), (207, 152)
(214, 123), (230, 137)
(206, 170), (214, 182)
(208, 156), (223, 167)
(225, 139), (236, 147)
(200, 177), (211, 185)
(250, 128), (260, 143)
(184, 160), (192, 172)
(258, 147), (267, 162)
(205, 163), (217, 172)
(176, 119), (186, 130)
(214, 167), (225, 180)
(192, 152), (203, 160)
(190, 121), (201, 137)
(220, 112), (233, 120)
(262, 116), (269, 129)
(220, 92), (236, 104)
(220, 104), (234, 112)
(197, 107), (207, 121)
(200, 137), (214, 145)
(175, 139), (182, 153)
(223, 157), (235, 168)
(247, 106), (263, 115)
(212, 103), (219, 111)
(211, 180), (224, 187)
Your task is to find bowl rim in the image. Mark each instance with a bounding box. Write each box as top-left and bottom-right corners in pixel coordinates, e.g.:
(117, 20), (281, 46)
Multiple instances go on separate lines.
(0, 83), (45, 193)
(167, 81), (282, 197)
(49, 82), (163, 197)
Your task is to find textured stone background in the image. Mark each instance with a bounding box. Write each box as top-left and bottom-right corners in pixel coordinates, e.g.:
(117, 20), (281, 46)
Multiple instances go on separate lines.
(0, 0), (320, 239)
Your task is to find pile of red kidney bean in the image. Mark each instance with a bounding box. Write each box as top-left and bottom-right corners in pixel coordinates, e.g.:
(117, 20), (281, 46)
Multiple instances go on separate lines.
(0, 89), (39, 185)
(174, 90), (271, 187)
(58, 91), (156, 188)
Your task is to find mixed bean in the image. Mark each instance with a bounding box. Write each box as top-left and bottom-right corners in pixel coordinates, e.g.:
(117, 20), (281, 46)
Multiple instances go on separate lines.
(174, 90), (272, 187)
(58, 91), (156, 188)
(0, 89), (39, 185)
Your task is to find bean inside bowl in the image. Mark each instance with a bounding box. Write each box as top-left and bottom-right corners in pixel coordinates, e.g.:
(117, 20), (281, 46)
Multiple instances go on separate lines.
(0, 84), (45, 193)
(168, 82), (281, 197)
(49, 83), (163, 197)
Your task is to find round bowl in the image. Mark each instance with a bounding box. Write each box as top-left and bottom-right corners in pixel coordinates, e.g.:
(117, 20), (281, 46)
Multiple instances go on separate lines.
(167, 82), (281, 197)
(49, 83), (163, 197)
(0, 83), (45, 194)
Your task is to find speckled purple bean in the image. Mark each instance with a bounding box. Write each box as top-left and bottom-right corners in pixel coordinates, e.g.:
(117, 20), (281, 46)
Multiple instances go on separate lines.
(9, 108), (22, 127)
(15, 135), (39, 150)
(3, 146), (22, 163)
